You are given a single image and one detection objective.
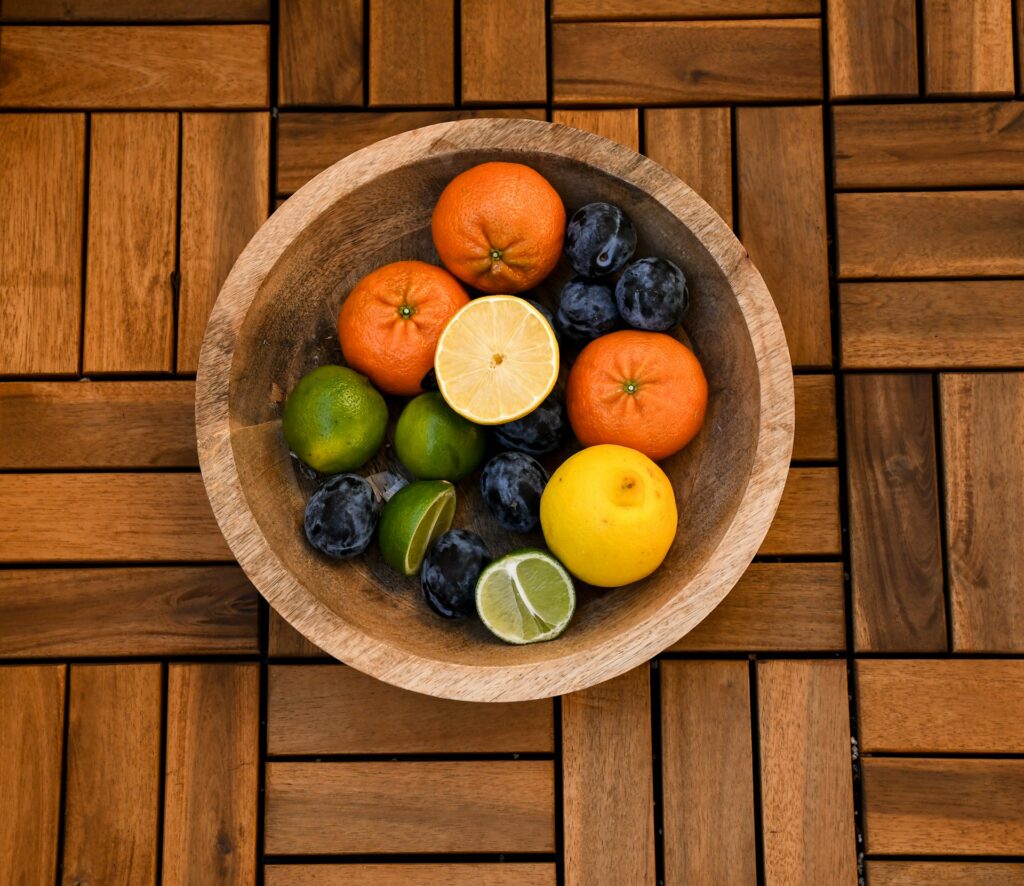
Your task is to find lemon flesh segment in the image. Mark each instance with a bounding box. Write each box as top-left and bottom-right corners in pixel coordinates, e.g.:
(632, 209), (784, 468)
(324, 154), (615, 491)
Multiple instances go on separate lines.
(435, 295), (559, 425)
(475, 549), (575, 644)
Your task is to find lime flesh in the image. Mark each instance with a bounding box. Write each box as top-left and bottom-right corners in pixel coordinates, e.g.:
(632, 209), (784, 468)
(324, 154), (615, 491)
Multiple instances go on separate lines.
(378, 480), (456, 576)
(475, 549), (575, 644)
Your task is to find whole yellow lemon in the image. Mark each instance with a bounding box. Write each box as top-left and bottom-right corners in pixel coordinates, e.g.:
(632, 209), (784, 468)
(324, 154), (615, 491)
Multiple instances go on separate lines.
(540, 444), (678, 587)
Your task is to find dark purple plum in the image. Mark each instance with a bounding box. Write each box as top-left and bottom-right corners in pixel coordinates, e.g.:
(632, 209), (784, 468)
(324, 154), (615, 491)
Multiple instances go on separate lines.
(421, 529), (492, 619)
(565, 202), (637, 278)
(304, 473), (378, 559)
(493, 392), (566, 456)
(615, 257), (688, 332)
(556, 276), (620, 342)
(480, 452), (548, 533)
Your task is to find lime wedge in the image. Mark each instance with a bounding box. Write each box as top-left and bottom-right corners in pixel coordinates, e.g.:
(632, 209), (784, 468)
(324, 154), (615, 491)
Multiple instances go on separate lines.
(476, 549), (576, 644)
(378, 480), (456, 576)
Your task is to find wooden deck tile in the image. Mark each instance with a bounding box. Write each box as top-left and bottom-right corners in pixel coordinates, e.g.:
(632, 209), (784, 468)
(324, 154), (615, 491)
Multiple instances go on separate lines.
(661, 661), (756, 885)
(461, 0), (546, 104)
(265, 864), (557, 885)
(862, 758), (1024, 855)
(0, 114), (84, 375)
(759, 467), (842, 556)
(0, 0), (270, 20)
(368, 0), (454, 106)
(923, 0), (1015, 96)
(163, 664), (259, 886)
(941, 372), (1024, 651)
(828, 0), (919, 98)
(0, 25), (268, 107)
(868, 861), (1024, 884)
(793, 375), (838, 461)
(268, 610), (328, 658)
(845, 374), (946, 652)
(0, 665), (65, 886)
(552, 108), (639, 150)
(278, 0), (363, 106)
(62, 664), (162, 886)
(551, 0), (819, 17)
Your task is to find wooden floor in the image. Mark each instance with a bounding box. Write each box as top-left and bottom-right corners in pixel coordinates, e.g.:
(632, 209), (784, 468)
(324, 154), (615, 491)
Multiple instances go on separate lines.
(2, 1), (1024, 884)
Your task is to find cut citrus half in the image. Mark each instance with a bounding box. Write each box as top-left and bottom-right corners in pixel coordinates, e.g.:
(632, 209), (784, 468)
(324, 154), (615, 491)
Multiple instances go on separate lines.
(434, 295), (559, 425)
(476, 548), (576, 644)
(378, 480), (456, 576)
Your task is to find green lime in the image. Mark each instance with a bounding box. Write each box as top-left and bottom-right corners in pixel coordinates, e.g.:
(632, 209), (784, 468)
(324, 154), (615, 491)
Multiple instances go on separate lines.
(378, 480), (456, 576)
(282, 365), (388, 474)
(475, 548), (576, 644)
(394, 392), (486, 481)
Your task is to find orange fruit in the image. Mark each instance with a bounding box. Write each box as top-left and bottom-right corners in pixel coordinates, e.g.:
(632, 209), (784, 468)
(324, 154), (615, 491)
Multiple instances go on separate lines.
(566, 330), (708, 461)
(338, 260), (470, 397)
(431, 162), (565, 293)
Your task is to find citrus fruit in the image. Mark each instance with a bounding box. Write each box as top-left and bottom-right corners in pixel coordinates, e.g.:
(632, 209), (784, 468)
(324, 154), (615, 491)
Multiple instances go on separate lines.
(431, 162), (565, 293)
(434, 295), (560, 425)
(282, 365), (388, 473)
(566, 330), (707, 461)
(378, 480), (456, 576)
(394, 392), (486, 481)
(540, 444), (677, 587)
(475, 549), (575, 644)
(337, 260), (470, 396)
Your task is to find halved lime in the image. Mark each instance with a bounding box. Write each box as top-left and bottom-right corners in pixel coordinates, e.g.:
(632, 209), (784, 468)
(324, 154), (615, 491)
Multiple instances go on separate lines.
(378, 480), (456, 576)
(475, 549), (575, 644)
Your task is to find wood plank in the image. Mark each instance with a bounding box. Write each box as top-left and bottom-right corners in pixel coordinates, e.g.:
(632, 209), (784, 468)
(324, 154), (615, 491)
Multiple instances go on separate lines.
(793, 375), (837, 461)
(0, 113), (84, 375)
(661, 661), (756, 885)
(163, 664), (259, 886)
(0, 0), (269, 20)
(62, 664), (162, 886)
(923, 0), (1015, 96)
(368, 0), (454, 106)
(551, 0), (820, 20)
(644, 107), (732, 227)
(868, 861), (1024, 885)
(0, 566), (257, 658)
(736, 105), (830, 367)
(562, 666), (654, 886)
(757, 660), (857, 886)
(278, 0), (362, 106)
(842, 281), (1024, 368)
(0, 665), (64, 886)
(941, 372), (1024, 651)
(83, 113), (178, 374)
(268, 665), (553, 755)
(828, 0), (919, 98)
(461, 0), (546, 104)
(837, 191), (1024, 278)
(551, 20), (823, 104)
(266, 864), (557, 886)
(552, 108), (639, 150)
(0, 25), (268, 107)
(833, 102), (1024, 188)
(845, 374), (946, 652)
(276, 109), (546, 194)
(670, 562), (845, 651)
(0, 381), (198, 469)
(268, 610), (329, 658)
(0, 474), (232, 562)
(178, 112), (269, 372)
(265, 761), (555, 854)
(857, 660), (1024, 753)
(759, 467), (841, 556)
(862, 758), (1024, 855)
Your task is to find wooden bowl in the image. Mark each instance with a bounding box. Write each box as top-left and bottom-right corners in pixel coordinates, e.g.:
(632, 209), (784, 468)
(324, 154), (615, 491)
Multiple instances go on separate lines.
(196, 118), (793, 702)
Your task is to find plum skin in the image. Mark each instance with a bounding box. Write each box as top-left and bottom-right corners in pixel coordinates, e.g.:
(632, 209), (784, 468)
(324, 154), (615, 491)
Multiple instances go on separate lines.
(304, 473), (378, 559)
(421, 529), (492, 619)
(615, 257), (688, 332)
(480, 452), (549, 533)
(564, 202), (637, 278)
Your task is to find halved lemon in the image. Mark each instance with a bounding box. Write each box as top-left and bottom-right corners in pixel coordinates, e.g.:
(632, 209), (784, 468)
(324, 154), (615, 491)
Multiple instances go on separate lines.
(434, 295), (559, 425)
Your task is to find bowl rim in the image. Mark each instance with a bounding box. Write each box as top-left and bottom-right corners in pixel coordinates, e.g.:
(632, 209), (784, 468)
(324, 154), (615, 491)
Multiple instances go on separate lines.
(196, 117), (794, 702)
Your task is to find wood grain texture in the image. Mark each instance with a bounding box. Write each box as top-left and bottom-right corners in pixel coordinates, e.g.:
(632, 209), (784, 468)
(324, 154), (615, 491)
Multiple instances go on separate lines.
(178, 113), (269, 372)
(62, 664), (162, 886)
(759, 468), (841, 555)
(842, 281), (1024, 369)
(837, 191), (1024, 277)
(0, 474), (232, 562)
(661, 661), (756, 885)
(845, 374), (946, 652)
(0, 113), (84, 375)
(84, 113), (177, 374)
(551, 0), (820, 21)
(163, 664), (259, 886)
(268, 610), (328, 658)
(265, 761), (555, 854)
(923, 0), (1015, 95)
(0, 666), (64, 886)
(828, 0), (919, 98)
(862, 758), (1024, 855)
(552, 108), (639, 150)
(670, 562), (845, 651)
(0, 0), (269, 20)
(644, 107), (732, 227)
(461, 0), (546, 103)
(0, 381), (198, 469)
(562, 666), (654, 886)
(834, 102), (1024, 188)
(793, 375), (838, 461)
(0, 25), (268, 107)
(868, 861), (1024, 885)
(268, 665), (553, 755)
(0, 566), (257, 658)
(857, 660), (1024, 753)
(737, 105), (830, 367)
(265, 864), (556, 886)
(368, 0), (454, 106)
(551, 20), (823, 104)
(941, 372), (1024, 651)
(758, 660), (857, 886)
(278, 0), (362, 106)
